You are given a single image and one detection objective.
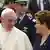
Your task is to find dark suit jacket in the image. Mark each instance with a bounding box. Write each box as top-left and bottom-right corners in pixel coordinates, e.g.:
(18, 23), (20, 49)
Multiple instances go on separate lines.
(29, 0), (39, 13)
(33, 35), (50, 50)
(15, 14), (36, 46)
(29, 0), (50, 14)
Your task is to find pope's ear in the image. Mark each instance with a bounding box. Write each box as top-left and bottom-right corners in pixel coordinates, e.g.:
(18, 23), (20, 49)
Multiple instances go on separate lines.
(0, 17), (4, 21)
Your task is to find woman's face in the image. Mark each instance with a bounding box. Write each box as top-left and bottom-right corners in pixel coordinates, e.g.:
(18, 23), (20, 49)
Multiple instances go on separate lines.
(35, 19), (47, 35)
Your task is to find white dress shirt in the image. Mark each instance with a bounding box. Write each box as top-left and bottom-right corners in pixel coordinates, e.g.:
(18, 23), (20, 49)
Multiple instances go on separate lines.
(37, 0), (44, 11)
(40, 0), (44, 11)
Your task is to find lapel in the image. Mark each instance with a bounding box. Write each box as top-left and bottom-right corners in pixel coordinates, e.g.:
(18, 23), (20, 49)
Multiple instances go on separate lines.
(20, 15), (29, 25)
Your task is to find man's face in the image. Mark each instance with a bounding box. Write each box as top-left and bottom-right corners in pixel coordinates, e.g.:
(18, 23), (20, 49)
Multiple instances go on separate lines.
(19, 4), (28, 12)
(5, 3), (28, 13)
(1, 12), (17, 30)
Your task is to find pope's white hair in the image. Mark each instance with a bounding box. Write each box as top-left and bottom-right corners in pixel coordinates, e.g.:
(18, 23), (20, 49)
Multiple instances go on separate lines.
(1, 8), (15, 17)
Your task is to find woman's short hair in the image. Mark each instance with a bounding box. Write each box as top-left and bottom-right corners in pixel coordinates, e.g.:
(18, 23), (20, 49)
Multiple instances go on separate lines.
(35, 10), (50, 29)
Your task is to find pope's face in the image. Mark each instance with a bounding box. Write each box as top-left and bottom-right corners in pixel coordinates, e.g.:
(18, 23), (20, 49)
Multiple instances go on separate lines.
(4, 17), (17, 28)
(1, 12), (17, 30)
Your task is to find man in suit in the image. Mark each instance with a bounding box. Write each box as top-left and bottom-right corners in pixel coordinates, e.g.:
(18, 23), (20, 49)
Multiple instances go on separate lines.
(0, 8), (33, 50)
(15, 12), (36, 46)
(15, 0), (36, 46)
(29, 0), (50, 13)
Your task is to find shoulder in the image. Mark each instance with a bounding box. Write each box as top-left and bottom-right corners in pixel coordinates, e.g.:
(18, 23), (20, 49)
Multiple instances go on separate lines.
(26, 13), (36, 23)
(26, 13), (33, 20)
(13, 26), (28, 37)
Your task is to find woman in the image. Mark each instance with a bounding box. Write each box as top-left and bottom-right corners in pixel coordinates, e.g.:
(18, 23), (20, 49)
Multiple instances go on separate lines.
(33, 11), (50, 50)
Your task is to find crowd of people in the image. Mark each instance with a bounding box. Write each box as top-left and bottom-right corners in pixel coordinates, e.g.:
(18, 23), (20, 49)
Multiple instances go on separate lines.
(0, 0), (50, 50)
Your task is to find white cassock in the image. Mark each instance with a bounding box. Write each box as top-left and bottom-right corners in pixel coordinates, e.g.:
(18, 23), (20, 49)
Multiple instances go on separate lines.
(0, 24), (33, 50)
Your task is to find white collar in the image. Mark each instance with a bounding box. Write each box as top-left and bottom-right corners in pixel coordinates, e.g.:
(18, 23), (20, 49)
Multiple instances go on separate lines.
(19, 13), (25, 20)
(19, 14), (25, 24)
